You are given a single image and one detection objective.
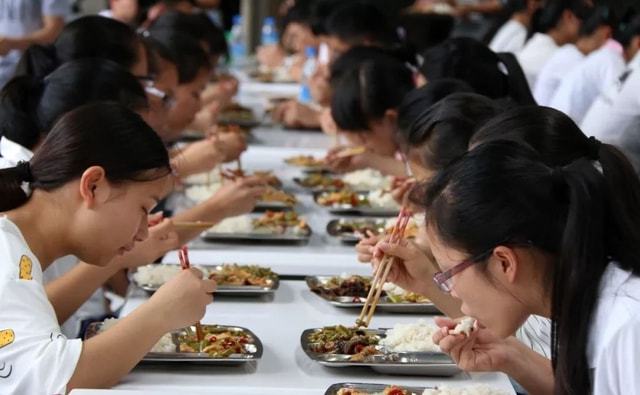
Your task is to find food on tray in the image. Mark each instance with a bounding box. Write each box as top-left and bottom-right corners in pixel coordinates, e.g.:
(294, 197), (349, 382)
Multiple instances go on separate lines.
(368, 189), (401, 209)
(285, 155), (325, 168)
(379, 320), (440, 353)
(308, 325), (380, 360)
(261, 188), (297, 206)
(298, 173), (345, 189)
(185, 183), (222, 202)
(310, 275), (372, 298)
(449, 317), (476, 337)
(331, 217), (419, 240)
(178, 327), (253, 357)
(422, 386), (509, 395)
(218, 103), (256, 123)
(208, 264), (276, 287)
(208, 211), (309, 235)
(381, 283), (430, 304)
(317, 190), (365, 206)
(221, 168), (282, 188)
(337, 386), (411, 395)
(342, 169), (393, 191)
(133, 263), (276, 288)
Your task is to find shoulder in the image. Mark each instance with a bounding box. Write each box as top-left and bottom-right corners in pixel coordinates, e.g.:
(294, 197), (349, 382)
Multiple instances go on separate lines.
(0, 218), (39, 282)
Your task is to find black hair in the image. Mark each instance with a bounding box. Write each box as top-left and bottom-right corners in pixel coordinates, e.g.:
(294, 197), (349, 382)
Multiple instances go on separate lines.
(397, 79), (475, 140)
(396, 12), (455, 54)
(15, 16), (142, 79)
(0, 102), (171, 212)
(309, 0), (343, 36)
(532, 0), (592, 33)
(401, 93), (502, 170)
(148, 28), (211, 83)
(579, 5), (616, 36)
(422, 138), (640, 394)
(329, 46), (415, 86)
(150, 11), (228, 58)
(280, 1), (313, 34)
(325, 2), (396, 47)
(330, 53), (414, 132)
(420, 38), (536, 105)
(614, 14), (640, 47)
(0, 59), (148, 151)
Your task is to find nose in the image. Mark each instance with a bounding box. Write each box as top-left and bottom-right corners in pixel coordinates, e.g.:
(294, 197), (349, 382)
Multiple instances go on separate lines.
(135, 216), (150, 242)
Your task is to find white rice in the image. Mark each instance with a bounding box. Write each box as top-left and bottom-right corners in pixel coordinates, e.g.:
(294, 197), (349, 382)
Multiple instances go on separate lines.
(422, 385), (510, 395)
(450, 317), (476, 337)
(380, 319), (440, 352)
(342, 169), (392, 190)
(209, 215), (254, 234)
(132, 264), (211, 287)
(100, 319), (175, 353)
(368, 189), (401, 209)
(185, 183), (222, 203)
(182, 167), (222, 185)
(382, 282), (409, 297)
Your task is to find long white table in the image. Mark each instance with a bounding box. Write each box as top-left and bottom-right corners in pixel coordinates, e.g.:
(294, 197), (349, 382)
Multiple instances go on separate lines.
(111, 281), (515, 394)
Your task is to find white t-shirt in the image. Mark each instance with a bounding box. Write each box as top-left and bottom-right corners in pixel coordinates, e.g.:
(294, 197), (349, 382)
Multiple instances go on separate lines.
(588, 263), (640, 394)
(489, 19), (528, 54)
(0, 216), (82, 394)
(516, 315), (552, 358)
(516, 33), (559, 88)
(0, 0), (70, 88)
(581, 66), (640, 145)
(549, 42), (625, 124)
(533, 44), (584, 106)
(0, 137), (109, 338)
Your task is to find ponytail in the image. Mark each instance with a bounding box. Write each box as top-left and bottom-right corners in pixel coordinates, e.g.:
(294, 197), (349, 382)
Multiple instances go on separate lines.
(0, 162), (32, 212)
(14, 44), (59, 79)
(496, 52), (537, 105)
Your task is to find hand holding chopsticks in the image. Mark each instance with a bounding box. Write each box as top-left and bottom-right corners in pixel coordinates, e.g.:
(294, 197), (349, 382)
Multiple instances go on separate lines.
(356, 208), (412, 328)
(178, 246), (205, 342)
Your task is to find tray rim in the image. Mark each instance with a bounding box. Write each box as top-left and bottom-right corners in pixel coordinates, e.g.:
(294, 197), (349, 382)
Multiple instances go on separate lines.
(324, 382), (434, 395)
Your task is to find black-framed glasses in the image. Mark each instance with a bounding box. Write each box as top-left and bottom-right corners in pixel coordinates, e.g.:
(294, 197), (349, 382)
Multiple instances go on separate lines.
(432, 240), (533, 293)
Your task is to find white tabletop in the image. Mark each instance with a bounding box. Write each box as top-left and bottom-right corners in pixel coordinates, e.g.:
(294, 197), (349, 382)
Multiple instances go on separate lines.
(112, 281), (515, 394)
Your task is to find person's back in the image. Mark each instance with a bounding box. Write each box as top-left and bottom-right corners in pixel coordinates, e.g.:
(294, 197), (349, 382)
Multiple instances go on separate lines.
(533, 43), (584, 105)
(490, 19), (528, 53)
(581, 65), (640, 144)
(549, 41), (626, 123)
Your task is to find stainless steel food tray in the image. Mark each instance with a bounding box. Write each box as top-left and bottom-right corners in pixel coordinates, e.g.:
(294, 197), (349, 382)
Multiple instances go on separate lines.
(313, 191), (399, 217)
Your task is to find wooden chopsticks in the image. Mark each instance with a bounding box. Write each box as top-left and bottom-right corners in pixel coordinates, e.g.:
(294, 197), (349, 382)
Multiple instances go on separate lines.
(334, 146), (366, 159)
(356, 208), (412, 328)
(173, 221), (216, 229)
(178, 246), (204, 342)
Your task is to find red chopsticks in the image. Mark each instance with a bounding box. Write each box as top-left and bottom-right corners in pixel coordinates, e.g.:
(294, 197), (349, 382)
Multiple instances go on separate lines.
(178, 245), (204, 342)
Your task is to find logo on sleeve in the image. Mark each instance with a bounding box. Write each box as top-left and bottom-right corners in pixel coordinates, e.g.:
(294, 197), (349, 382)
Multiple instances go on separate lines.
(18, 255), (32, 280)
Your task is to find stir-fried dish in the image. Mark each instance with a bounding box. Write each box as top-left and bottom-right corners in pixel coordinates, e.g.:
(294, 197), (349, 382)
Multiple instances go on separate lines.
(337, 387), (411, 395)
(311, 275), (371, 298)
(285, 155), (325, 168)
(317, 191), (366, 206)
(210, 264), (276, 287)
(299, 173), (345, 189)
(179, 327), (253, 357)
(308, 325), (379, 359)
(253, 211), (308, 233)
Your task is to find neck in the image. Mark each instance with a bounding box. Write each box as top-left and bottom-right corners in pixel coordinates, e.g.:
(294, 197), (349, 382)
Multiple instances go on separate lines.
(6, 190), (74, 270)
(575, 38), (591, 55)
(547, 29), (568, 46)
(512, 12), (531, 28)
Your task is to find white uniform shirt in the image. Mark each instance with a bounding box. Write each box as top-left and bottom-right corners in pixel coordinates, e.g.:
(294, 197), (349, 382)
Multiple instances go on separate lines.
(0, 0), (70, 88)
(0, 136), (33, 168)
(489, 19), (528, 54)
(588, 263), (640, 394)
(549, 42), (625, 124)
(0, 216), (82, 394)
(533, 44), (584, 106)
(581, 66), (640, 145)
(516, 33), (559, 88)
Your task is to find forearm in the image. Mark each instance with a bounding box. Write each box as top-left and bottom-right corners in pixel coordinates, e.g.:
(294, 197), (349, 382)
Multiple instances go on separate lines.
(171, 148), (223, 178)
(172, 199), (229, 244)
(502, 338), (555, 395)
(66, 302), (169, 391)
(4, 17), (64, 51)
(46, 261), (121, 324)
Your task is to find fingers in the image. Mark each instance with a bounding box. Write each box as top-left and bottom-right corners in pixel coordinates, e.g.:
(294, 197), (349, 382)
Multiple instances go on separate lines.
(377, 242), (413, 261)
(149, 218), (174, 237)
(434, 316), (460, 329)
(148, 212), (164, 227)
(202, 278), (217, 293)
(188, 267), (204, 279)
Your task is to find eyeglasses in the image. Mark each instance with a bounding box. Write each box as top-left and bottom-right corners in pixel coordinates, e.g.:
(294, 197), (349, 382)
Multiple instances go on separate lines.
(432, 240), (533, 293)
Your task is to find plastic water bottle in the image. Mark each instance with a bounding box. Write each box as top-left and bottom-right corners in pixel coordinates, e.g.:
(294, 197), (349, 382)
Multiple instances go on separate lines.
(229, 14), (246, 66)
(298, 46), (317, 103)
(261, 16), (279, 46)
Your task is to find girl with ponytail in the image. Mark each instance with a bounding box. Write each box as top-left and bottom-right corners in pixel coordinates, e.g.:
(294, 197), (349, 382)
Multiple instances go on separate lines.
(0, 102), (215, 394)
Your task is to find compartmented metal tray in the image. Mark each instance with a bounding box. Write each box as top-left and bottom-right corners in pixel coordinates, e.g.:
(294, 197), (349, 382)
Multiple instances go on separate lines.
(306, 276), (439, 314)
(313, 191), (399, 217)
(325, 382), (433, 395)
(326, 218), (390, 244)
(202, 226), (311, 244)
(301, 328), (460, 376)
(133, 264), (280, 296)
(293, 176), (345, 192)
(86, 323), (263, 364)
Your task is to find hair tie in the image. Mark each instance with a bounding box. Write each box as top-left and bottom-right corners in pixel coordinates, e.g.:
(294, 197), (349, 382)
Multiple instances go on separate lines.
(15, 161), (33, 183)
(587, 136), (601, 160)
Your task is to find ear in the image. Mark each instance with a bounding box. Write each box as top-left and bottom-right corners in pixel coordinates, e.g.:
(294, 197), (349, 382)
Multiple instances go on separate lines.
(488, 245), (520, 284)
(384, 109), (398, 124)
(78, 166), (109, 208)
